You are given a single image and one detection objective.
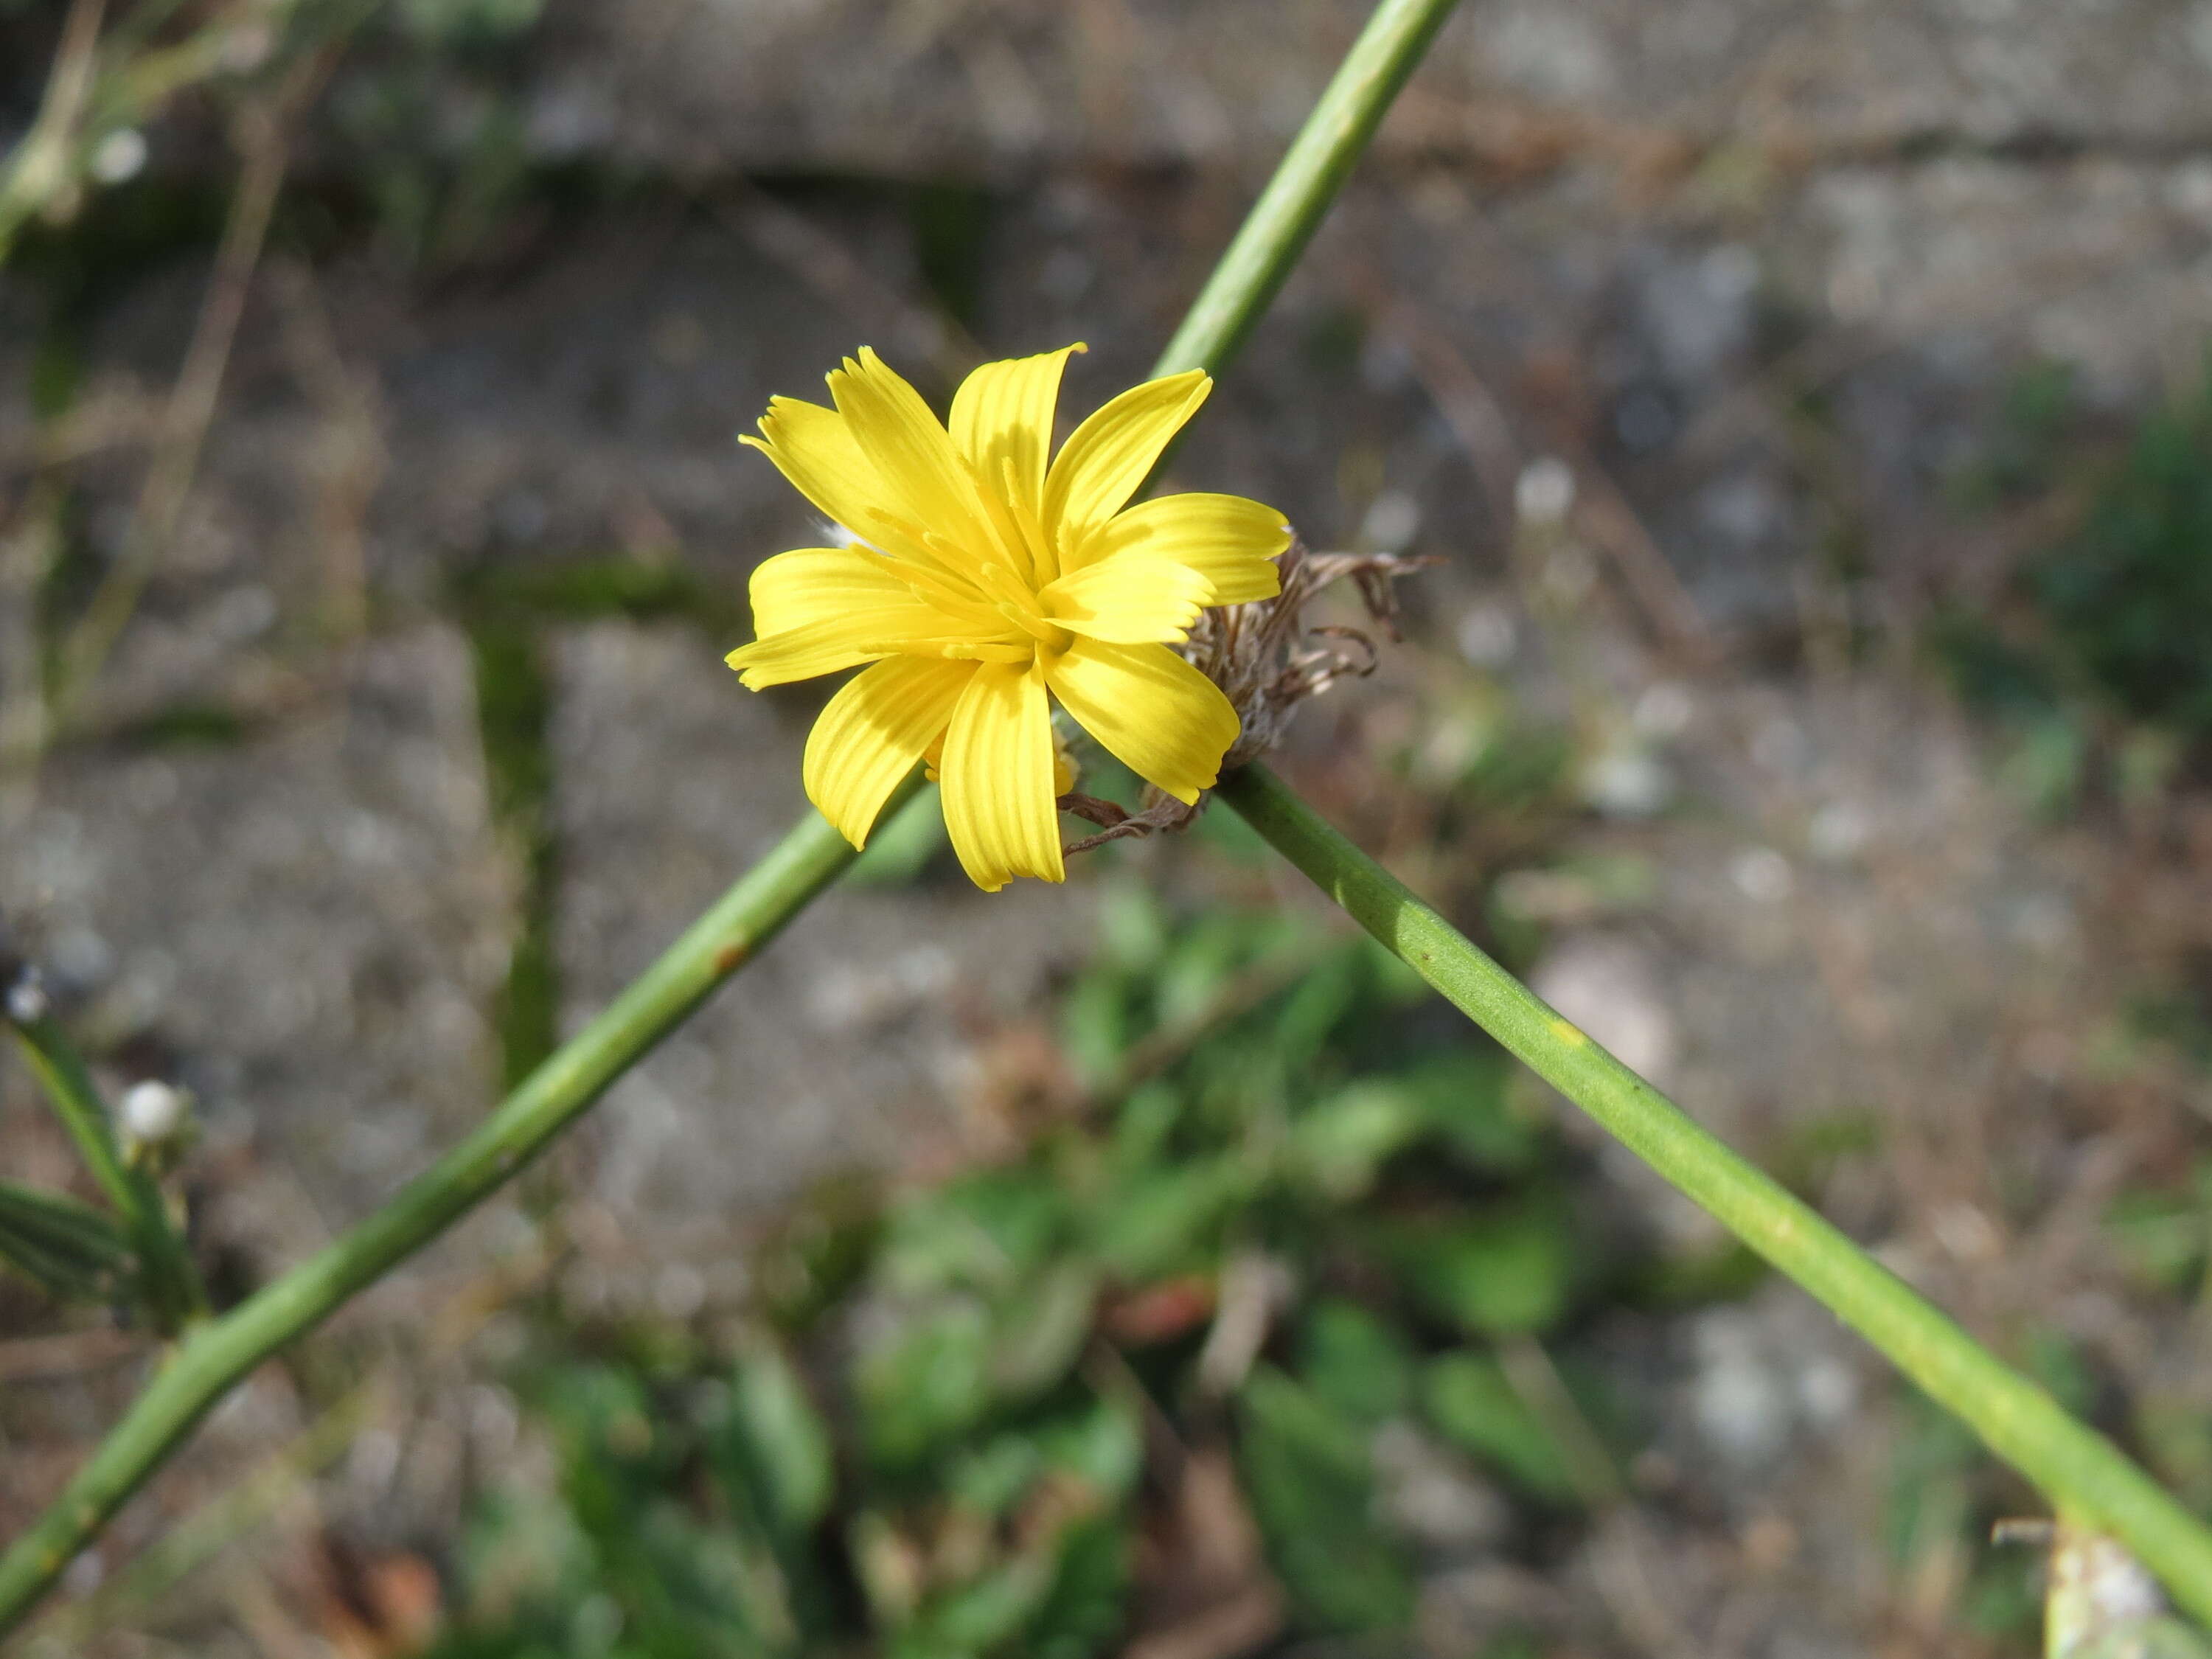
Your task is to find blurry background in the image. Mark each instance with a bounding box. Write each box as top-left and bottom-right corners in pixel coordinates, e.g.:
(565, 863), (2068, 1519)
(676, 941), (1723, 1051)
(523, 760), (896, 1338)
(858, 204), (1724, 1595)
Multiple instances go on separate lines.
(4, 1), (2212, 1655)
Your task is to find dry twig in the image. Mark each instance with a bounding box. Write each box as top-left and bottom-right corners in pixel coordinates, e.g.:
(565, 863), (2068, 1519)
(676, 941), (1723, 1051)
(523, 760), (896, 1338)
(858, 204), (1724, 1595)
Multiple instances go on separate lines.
(1060, 538), (1434, 859)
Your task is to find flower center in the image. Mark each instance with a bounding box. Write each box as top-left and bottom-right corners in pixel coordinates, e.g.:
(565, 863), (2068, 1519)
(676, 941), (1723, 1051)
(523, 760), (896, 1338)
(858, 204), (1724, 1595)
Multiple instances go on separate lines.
(994, 592), (1074, 657)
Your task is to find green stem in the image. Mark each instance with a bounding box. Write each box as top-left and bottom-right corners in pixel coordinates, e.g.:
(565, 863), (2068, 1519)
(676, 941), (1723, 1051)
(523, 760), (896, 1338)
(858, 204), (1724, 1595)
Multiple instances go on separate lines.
(9, 1016), (204, 1333)
(1150, 0), (1460, 381)
(1215, 761), (2212, 1624)
(0, 785), (908, 1632)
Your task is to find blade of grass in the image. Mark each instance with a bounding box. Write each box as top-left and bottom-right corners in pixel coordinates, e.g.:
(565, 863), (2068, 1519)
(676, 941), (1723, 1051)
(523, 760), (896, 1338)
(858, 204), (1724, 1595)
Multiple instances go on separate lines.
(1213, 759), (2212, 1624)
(0, 1177), (133, 1303)
(8, 1015), (204, 1332)
(0, 0), (108, 265)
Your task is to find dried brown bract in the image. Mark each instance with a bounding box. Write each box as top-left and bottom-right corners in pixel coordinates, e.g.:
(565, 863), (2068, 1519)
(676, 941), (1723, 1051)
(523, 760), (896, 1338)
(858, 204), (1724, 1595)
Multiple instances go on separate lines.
(1059, 538), (1433, 855)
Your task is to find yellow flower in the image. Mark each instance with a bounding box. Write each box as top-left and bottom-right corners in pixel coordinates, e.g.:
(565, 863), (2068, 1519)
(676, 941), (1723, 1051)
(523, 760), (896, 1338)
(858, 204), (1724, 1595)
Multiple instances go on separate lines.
(728, 344), (1290, 891)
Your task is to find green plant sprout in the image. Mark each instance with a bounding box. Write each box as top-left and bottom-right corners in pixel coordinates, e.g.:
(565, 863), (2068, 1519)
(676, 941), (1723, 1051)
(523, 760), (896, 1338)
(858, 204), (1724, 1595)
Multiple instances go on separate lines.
(7, 998), (205, 1332)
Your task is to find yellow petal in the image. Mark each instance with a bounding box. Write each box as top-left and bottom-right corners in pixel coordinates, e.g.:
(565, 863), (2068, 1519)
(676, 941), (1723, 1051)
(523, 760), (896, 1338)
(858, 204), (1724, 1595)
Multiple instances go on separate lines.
(1040, 556), (1211, 644)
(804, 656), (973, 847)
(1046, 639), (1239, 806)
(1041, 369), (1210, 550)
(939, 658), (1065, 891)
(740, 397), (889, 547)
(725, 597), (959, 689)
(828, 348), (998, 564)
(949, 344), (1085, 520)
(1067, 492), (1289, 602)
(748, 545), (933, 637)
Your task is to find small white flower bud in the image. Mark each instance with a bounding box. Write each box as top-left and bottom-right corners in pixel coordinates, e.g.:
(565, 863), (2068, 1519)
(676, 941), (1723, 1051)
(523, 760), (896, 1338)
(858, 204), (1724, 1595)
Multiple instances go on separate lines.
(120, 1080), (189, 1148)
(5, 970), (48, 1025)
(89, 128), (147, 186)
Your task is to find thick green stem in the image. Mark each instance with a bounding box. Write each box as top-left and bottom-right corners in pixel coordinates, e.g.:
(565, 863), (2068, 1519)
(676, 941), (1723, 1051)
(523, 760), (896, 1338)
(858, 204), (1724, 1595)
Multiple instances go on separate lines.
(1215, 761), (2212, 1624)
(0, 784), (905, 1632)
(10, 1017), (204, 1333)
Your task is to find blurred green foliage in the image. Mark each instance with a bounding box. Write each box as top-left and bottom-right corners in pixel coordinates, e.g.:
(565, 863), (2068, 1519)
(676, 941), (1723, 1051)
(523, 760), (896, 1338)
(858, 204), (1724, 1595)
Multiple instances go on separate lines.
(2027, 370), (2212, 742)
(1935, 360), (2212, 809)
(425, 888), (1656, 1656)
(0, 1177), (133, 1304)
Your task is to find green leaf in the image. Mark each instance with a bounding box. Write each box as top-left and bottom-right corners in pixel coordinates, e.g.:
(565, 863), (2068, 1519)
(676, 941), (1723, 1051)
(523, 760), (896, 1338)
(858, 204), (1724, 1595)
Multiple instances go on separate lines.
(1061, 971), (1133, 1085)
(1147, 909), (1313, 1037)
(1421, 1352), (1579, 1505)
(1297, 1299), (1416, 1427)
(1151, 914), (1251, 1030)
(756, 1171), (883, 1330)
(1630, 1238), (1769, 1308)
(947, 1434), (1046, 1518)
(1026, 1514), (1130, 1659)
(1096, 883), (1171, 973)
(882, 1169), (1069, 1294)
(1090, 1156), (1252, 1282)
(2104, 1187), (2206, 1295)
(1268, 945), (1365, 1071)
(856, 1297), (996, 1466)
(2022, 1324), (2098, 1418)
(1402, 1054), (1537, 1174)
(1289, 1080), (1425, 1201)
(1388, 1198), (1573, 1338)
(1105, 1083), (1181, 1180)
(535, 1364), (669, 1533)
(1034, 1394), (1144, 1503)
(1237, 1367), (1416, 1635)
(2028, 365), (2212, 740)
(989, 1260), (1100, 1402)
(891, 1551), (1055, 1658)
(908, 1404), (1137, 1659)
(722, 1338), (835, 1539)
(938, 1397), (1141, 1522)
(439, 1486), (597, 1652)
(0, 1178), (132, 1303)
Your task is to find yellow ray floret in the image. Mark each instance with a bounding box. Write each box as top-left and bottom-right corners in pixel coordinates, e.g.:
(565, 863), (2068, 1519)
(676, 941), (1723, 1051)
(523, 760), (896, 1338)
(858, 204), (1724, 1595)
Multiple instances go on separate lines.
(728, 344), (1291, 891)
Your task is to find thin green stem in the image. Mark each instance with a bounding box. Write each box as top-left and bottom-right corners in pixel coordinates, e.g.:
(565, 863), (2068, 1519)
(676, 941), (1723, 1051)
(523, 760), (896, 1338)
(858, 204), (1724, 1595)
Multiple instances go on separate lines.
(0, 782), (911, 1631)
(9, 1016), (204, 1333)
(1215, 761), (2212, 1624)
(1150, 0), (1460, 381)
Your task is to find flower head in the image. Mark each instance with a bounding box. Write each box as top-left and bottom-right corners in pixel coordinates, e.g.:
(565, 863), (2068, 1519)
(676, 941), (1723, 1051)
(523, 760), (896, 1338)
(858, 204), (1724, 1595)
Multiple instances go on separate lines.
(728, 344), (1290, 891)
